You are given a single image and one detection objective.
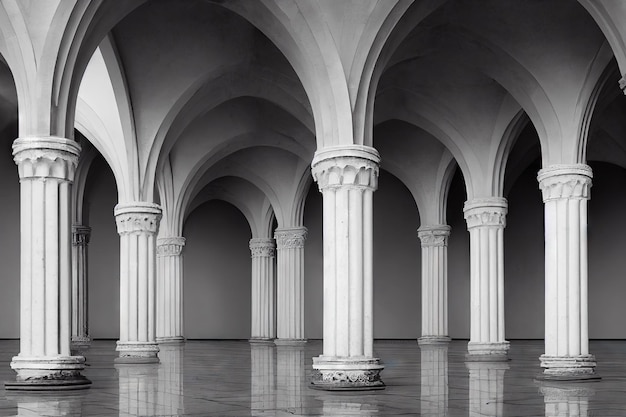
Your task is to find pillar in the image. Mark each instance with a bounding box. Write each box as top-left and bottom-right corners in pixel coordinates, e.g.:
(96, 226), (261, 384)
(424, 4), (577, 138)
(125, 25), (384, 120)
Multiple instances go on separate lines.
(466, 361), (509, 417)
(71, 225), (91, 354)
(310, 145), (384, 390)
(115, 202), (161, 363)
(464, 197), (509, 361)
(420, 343), (449, 416)
(274, 228), (307, 344)
(156, 237), (185, 344)
(417, 225), (451, 344)
(539, 382), (594, 417)
(6, 137), (90, 390)
(249, 238), (276, 342)
(537, 165), (597, 379)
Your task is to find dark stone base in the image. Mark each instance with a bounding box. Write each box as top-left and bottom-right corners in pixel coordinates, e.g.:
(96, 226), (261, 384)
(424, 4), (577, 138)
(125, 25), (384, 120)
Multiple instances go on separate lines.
(114, 356), (159, 364)
(309, 380), (385, 391)
(5, 376), (91, 391)
(309, 369), (385, 391)
(535, 373), (601, 382)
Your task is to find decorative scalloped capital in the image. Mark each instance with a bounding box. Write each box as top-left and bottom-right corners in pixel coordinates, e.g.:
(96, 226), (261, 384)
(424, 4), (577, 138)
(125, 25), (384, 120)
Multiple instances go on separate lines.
(537, 164), (592, 202)
(12, 137), (81, 181)
(417, 225), (451, 247)
(275, 227), (307, 249)
(249, 238), (276, 257)
(311, 145), (380, 191)
(464, 198), (507, 229)
(157, 236), (185, 256)
(72, 225), (91, 246)
(114, 203), (162, 235)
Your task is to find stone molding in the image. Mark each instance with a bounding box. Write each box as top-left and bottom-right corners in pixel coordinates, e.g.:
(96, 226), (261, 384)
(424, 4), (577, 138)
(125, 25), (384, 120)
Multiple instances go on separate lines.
(72, 225), (91, 246)
(157, 236), (186, 256)
(275, 227), (307, 249)
(619, 74), (626, 95)
(12, 137), (81, 181)
(417, 225), (451, 247)
(114, 203), (162, 235)
(464, 198), (507, 229)
(311, 145), (380, 191)
(537, 164), (592, 202)
(249, 238), (276, 257)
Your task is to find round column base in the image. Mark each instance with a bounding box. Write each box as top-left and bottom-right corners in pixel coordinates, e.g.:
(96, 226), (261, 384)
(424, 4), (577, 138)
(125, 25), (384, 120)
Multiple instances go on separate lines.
(156, 336), (185, 345)
(274, 338), (307, 346)
(115, 341), (159, 364)
(311, 356), (385, 391)
(6, 356), (91, 391)
(466, 341), (510, 361)
(537, 354), (600, 381)
(249, 337), (275, 345)
(418, 336), (451, 346)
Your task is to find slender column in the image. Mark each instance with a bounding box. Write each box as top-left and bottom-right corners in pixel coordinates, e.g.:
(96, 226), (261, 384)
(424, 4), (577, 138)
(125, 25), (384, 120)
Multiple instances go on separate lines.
(537, 165), (597, 379)
(249, 238), (277, 342)
(276, 345), (305, 414)
(417, 225), (451, 344)
(250, 343), (276, 416)
(275, 228), (307, 344)
(310, 145), (384, 390)
(156, 237), (186, 344)
(115, 202), (162, 363)
(466, 361), (509, 417)
(420, 343), (449, 416)
(71, 225), (91, 354)
(464, 197), (509, 361)
(7, 137), (90, 390)
(539, 382), (594, 417)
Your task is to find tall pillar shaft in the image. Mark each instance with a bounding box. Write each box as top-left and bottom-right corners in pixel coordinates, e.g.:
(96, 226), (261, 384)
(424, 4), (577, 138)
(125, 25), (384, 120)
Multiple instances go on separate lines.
(7, 137), (90, 390)
(71, 225), (91, 352)
(538, 165), (597, 379)
(156, 237), (185, 344)
(275, 228), (307, 343)
(249, 238), (276, 341)
(464, 198), (509, 360)
(417, 225), (451, 344)
(115, 202), (162, 363)
(310, 145), (384, 390)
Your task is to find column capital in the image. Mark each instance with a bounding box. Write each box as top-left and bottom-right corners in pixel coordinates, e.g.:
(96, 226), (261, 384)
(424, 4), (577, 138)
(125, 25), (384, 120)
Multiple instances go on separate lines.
(72, 225), (91, 246)
(157, 236), (186, 256)
(417, 225), (451, 247)
(249, 238), (276, 257)
(619, 74), (626, 95)
(311, 145), (380, 191)
(114, 202), (162, 235)
(537, 164), (592, 202)
(12, 137), (80, 180)
(463, 197), (507, 229)
(275, 227), (307, 249)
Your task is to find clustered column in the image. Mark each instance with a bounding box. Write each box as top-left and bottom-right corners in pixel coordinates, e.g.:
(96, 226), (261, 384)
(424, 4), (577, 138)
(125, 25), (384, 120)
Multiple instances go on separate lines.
(115, 202), (162, 363)
(417, 225), (451, 345)
(71, 225), (91, 353)
(7, 137), (90, 390)
(274, 228), (307, 344)
(464, 197), (509, 360)
(310, 145), (384, 390)
(249, 238), (276, 342)
(537, 164), (597, 379)
(156, 237), (186, 344)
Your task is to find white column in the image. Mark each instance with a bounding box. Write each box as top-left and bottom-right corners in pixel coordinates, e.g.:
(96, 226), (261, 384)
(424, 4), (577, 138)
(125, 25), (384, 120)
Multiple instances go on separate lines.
(464, 197), (509, 360)
(249, 238), (276, 342)
(71, 225), (91, 354)
(250, 342), (276, 416)
(310, 145), (384, 390)
(274, 228), (307, 344)
(115, 202), (161, 363)
(7, 137), (90, 390)
(540, 383), (594, 417)
(156, 237), (185, 344)
(467, 361), (509, 417)
(276, 345), (305, 414)
(538, 164), (597, 379)
(418, 225), (451, 344)
(420, 343), (449, 416)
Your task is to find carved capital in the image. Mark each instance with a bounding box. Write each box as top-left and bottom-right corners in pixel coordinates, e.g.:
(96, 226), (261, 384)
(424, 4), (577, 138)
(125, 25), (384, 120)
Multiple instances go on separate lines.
(417, 225), (451, 247)
(311, 145), (380, 191)
(157, 236), (186, 256)
(72, 225), (91, 246)
(464, 198), (507, 229)
(114, 202), (162, 235)
(620, 75), (626, 95)
(537, 164), (592, 202)
(249, 238), (276, 258)
(275, 227), (307, 249)
(12, 137), (80, 181)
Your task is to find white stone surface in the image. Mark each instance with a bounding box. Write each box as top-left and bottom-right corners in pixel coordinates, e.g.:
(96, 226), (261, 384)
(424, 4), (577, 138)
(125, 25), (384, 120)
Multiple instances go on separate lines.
(71, 225), (91, 352)
(156, 236), (186, 344)
(249, 238), (276, 341)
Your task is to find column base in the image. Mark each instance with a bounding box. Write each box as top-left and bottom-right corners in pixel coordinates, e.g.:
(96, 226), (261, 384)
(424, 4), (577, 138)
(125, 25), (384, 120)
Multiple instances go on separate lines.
(466, 341), (510, 361)
(6, 356), (91, 391)
(274, 338), (307, 346)
(537, 354), (600, 381)
(115, 341), (159, 364)
(156, 336), (185, 345)
(310, 356), (385, 391)
(418, 336), (451, 346)
(249, 337), (275, 345)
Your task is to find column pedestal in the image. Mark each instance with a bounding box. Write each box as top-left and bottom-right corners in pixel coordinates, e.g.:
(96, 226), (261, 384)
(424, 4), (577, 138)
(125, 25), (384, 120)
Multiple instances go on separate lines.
(6, 137), (90, 390)
(310, 146), (384, 391)
(249, 239), (276, 343)
(156, 237), (185, 344)
(464, 198), (509, 361)
(115, 203), (161, 363)
(537, 165), (598, 380)
(71, 225), (91, 355)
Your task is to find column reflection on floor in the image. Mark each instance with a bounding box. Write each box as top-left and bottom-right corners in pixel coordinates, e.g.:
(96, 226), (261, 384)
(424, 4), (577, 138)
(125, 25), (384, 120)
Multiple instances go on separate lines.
(158, 344), (185, 415)
(420, 342), (449, 416)
(466, 360), (509, 417)
(539, 382), (595, 417)
(250, 342), (276, 416)
(276, 343), (306, 414)
(6, 391), (86, 416)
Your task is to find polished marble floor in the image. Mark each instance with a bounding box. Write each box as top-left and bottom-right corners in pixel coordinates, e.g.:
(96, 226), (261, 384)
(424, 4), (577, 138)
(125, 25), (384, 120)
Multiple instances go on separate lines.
(0, 339), (623, 416)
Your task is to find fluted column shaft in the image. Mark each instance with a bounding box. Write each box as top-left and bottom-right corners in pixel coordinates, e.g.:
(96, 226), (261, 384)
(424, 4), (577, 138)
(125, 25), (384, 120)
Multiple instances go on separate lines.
(249, 239), (276, 341)
(71, 225), (91, 351)
(7, 137), (90, 390)
(275, 228), (307, 343)
(418, 225), (451, 344)
(464, 198), (509, 360)
(538, 165), (597, 379)
(156, 237), (185, 344)
(115, 202), (162, 363)
(310, 145), (384, 390)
